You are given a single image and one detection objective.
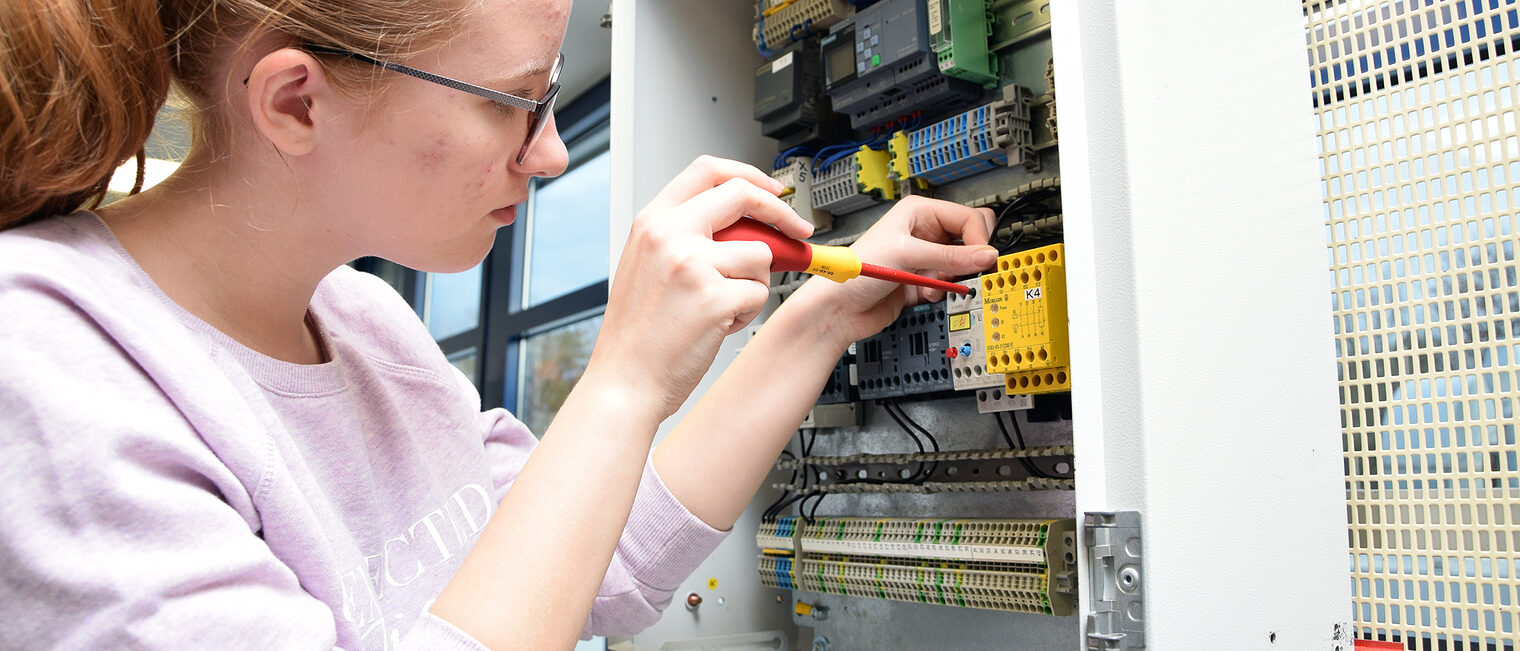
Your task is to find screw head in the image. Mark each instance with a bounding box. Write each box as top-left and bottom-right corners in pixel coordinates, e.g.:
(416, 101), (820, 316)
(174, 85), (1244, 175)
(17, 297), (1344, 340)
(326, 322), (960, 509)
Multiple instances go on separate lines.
(686, 593), (702, 609)
(1118, 566), (1141, 593)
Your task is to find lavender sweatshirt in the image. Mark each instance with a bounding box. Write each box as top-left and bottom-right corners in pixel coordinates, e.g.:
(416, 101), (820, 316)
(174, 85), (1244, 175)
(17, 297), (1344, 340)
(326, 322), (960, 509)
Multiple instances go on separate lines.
(0, 213), (726, 650)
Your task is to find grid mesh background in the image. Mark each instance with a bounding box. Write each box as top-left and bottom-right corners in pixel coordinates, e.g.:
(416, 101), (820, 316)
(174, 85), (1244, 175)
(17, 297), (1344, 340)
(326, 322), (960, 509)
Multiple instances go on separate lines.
(1308, 1), (1520, 648)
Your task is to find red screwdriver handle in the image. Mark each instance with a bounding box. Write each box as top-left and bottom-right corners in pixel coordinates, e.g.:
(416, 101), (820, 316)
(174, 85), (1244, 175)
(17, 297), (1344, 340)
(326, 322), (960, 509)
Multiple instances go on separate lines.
(712, 218), (813, 272)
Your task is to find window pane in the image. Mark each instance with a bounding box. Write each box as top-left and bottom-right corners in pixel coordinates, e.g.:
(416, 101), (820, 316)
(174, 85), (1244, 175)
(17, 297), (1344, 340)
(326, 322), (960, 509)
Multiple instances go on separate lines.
(517, 315), (602, 435)
(447, 347), (478, 386)
(424, 263), (483, 341)
(526, 150), (610, 308)
(363, 259), (413, 300)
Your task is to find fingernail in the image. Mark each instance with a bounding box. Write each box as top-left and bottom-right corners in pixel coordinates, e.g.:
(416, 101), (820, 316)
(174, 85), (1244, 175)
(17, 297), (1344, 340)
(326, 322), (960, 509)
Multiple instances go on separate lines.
(973, 247), (998, 268)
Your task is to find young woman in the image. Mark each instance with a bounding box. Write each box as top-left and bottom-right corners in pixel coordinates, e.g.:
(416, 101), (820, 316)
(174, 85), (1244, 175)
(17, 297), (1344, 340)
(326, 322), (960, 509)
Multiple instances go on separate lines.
(0, 0), (997, 648)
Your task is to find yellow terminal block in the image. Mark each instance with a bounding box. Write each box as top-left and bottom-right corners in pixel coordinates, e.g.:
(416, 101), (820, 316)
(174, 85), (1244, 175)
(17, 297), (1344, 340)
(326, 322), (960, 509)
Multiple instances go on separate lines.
(981, 244), (1069, 394)
(855, 145), (897, 201)
(1005, 366), (1070, 395)
(888, 130), (912, 181)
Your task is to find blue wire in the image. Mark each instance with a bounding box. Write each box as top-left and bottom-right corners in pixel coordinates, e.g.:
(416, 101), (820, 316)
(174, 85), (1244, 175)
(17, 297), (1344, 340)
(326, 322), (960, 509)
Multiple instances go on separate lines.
(756, 0), (776, 57)
(774, 145), (813, 170)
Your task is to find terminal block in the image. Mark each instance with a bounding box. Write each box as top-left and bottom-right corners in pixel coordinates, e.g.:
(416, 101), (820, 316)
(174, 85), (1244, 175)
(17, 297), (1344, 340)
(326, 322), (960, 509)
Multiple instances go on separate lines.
(975, 386), (1033, 413)
(754, 0), (854, 55)
(819, 0), (982, 129)
(855, 301), (953, 400)
(888, 86), (1033, 186)
(981, 243), (1070, 395)
(754, 39), (848, 150)
(756, 516), (1077, 615)
(929, 0), (998, 88)
(771, 158), (833, 232)
(810, 148), (894, 215)
(1033, 57), (1058, 150)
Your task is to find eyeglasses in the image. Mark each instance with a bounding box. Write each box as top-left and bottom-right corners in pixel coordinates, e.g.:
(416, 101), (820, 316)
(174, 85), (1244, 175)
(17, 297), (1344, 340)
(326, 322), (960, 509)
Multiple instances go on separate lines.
(304, 44), (563, 165)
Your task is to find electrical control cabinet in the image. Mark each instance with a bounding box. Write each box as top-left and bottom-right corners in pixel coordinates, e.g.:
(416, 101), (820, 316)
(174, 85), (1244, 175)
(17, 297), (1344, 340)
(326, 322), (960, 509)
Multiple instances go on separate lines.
(820, 0), (983, 129)
(610, 1), (1346, 649)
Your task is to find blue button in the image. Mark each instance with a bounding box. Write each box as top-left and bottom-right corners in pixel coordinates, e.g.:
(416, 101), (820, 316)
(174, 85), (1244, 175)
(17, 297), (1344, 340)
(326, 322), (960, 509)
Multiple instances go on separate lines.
(863, 27), (872, 38)
(871, 34), (879, 46)
(857, 62), (866, 74)
(856, 41), (864, 52)
(864, 48), (872, 59)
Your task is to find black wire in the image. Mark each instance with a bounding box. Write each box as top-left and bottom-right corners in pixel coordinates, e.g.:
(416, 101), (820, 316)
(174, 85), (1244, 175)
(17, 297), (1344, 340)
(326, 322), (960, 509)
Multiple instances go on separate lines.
(882, 402), (931, 483)
(996, 412), (1054, 479)
(885, 402), (940, 484)
(762, 431), (809, 520)
(991, 187), (1061, 254)
(1011, 413), (1074, 479)
(803, 493), (825, 524)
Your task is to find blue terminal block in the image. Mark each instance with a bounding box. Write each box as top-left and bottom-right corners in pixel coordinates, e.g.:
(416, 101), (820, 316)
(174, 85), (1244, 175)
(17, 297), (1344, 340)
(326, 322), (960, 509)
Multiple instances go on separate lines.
(909, 104), (1007, 184)
(889, 85), (1035, 186)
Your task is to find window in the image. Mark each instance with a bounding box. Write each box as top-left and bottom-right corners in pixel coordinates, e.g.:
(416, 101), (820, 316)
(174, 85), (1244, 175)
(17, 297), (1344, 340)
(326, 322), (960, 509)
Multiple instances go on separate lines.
(488, 81), (611, 432)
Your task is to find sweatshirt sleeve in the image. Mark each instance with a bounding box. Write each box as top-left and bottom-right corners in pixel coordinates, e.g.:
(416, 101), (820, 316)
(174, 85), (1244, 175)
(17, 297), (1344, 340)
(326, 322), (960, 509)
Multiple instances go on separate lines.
(477, 406), (729, 639)
(0, 290), (342, 649)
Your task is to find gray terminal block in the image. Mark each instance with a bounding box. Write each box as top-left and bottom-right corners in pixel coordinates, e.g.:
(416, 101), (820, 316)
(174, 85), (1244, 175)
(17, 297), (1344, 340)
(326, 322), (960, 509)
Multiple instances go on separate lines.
(771, 158), (833, 232)
(819, 0), (982, 129)
(801, 402), (860, 429)
(810, 153), (879, 215)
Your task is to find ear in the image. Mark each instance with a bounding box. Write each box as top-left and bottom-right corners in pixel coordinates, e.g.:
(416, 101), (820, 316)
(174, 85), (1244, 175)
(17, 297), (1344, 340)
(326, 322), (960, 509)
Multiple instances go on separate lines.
(245, 48), (333, 157)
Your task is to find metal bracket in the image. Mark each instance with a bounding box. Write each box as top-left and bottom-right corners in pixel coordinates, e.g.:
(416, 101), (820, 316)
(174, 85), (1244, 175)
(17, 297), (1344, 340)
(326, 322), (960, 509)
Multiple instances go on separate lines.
(1084, 511), (1145, 650)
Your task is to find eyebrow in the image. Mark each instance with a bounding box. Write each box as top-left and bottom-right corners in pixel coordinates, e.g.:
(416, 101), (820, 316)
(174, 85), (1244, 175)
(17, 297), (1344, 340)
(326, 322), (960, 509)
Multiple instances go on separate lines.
(483, 62), (555, 95)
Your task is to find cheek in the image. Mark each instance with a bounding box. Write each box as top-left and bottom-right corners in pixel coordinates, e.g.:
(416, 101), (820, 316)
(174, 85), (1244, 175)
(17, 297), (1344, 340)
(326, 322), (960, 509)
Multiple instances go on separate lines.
(413, 136), (452, 171)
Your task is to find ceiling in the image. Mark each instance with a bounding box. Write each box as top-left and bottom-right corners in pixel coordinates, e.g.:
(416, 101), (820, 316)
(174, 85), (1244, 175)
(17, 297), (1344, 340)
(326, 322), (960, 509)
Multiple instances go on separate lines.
(557, 0), (613, 106)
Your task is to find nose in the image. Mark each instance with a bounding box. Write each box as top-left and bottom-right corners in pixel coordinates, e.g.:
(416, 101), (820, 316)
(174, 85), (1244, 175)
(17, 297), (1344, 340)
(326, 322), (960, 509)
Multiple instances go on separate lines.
(516, 112), (570, 179)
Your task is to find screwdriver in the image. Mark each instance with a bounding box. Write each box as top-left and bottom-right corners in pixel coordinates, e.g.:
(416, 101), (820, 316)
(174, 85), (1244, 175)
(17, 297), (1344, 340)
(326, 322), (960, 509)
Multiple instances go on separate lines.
(713, 217), (970, 295)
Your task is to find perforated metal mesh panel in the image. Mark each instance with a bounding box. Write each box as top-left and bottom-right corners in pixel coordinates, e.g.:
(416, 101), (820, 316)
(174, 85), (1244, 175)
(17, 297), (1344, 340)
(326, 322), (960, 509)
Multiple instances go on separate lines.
(1307, 1), (1520, 648)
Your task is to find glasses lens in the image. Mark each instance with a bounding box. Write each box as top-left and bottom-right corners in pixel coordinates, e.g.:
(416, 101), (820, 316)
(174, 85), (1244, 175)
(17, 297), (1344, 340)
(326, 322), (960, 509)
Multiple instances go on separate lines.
(515, 85), (559, 165)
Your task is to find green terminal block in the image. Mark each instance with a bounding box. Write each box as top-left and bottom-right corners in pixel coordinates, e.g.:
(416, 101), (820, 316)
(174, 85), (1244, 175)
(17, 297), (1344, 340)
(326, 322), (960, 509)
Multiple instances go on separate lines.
(930, 0), (999, 88)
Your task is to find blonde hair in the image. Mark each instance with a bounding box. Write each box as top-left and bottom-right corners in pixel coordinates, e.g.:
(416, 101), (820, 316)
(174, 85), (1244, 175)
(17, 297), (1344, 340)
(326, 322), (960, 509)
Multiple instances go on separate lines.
(0, 0), (468, 229)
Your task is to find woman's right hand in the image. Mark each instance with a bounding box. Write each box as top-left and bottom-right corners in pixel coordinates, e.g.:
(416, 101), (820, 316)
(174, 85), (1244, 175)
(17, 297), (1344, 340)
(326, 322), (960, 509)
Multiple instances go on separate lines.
(586, 155), (814, 420)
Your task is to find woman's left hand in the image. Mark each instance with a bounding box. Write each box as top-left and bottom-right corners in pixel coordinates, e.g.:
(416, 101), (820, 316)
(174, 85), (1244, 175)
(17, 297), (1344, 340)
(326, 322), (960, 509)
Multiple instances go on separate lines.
(783, 195), (999, 351)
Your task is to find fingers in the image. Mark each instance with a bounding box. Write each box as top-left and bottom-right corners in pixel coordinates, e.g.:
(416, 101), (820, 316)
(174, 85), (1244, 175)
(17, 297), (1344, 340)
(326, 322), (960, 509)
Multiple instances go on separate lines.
(724, 281), (772, 335)
(676, 176), (814, 240)
(892, 197), (996, 247)
(648, 155), (783, 209)
(893, 235), (999, 278)
(710, 240), (774, 285)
